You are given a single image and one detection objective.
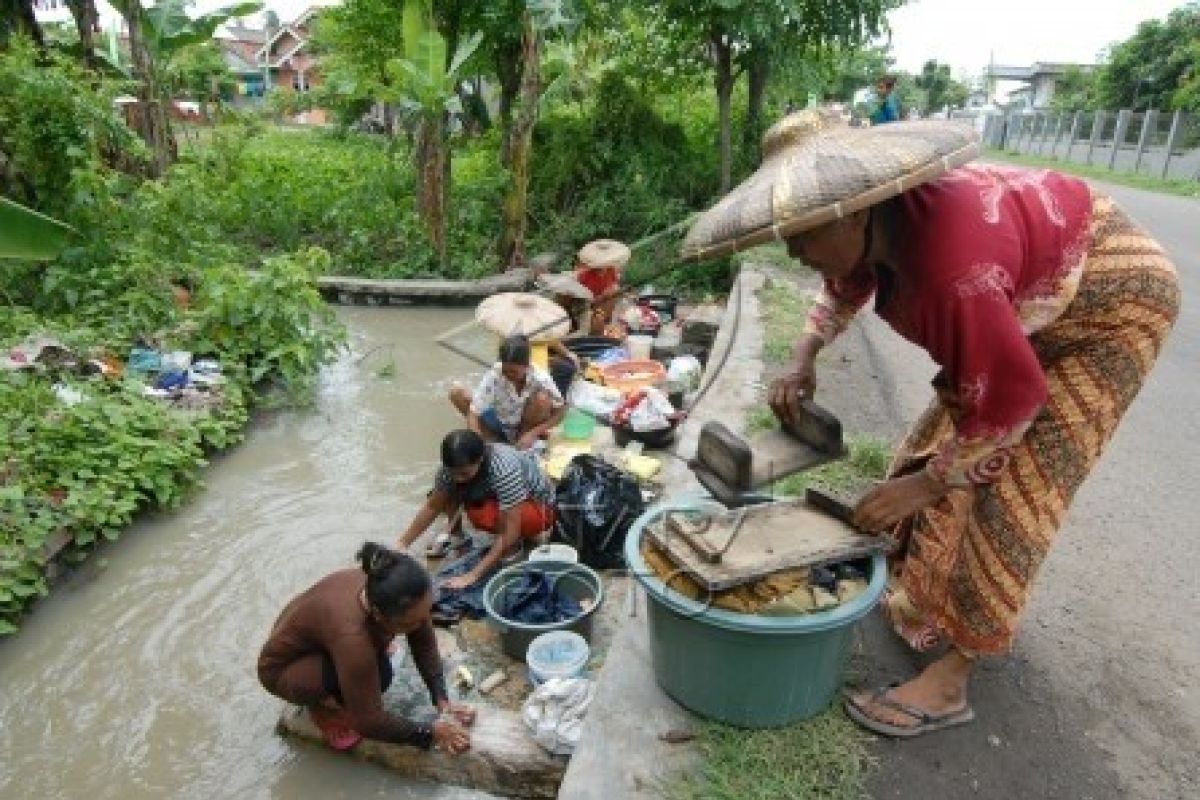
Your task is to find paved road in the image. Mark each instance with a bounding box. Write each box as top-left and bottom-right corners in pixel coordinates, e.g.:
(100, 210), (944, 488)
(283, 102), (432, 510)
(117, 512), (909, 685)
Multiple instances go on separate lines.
(812, 179), (1199, 800)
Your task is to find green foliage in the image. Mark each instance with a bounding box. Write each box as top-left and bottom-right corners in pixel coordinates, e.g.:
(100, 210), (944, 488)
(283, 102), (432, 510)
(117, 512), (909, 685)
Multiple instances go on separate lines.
(163, 41), (233, 105)
(528, 74), (720, 255)
(190, 248), (347, 394)
(913, 59), (969, 114)
(1097, 2), (1200, 112)
(0, 37), (145, 215)
(1049, 65), (1099, 113)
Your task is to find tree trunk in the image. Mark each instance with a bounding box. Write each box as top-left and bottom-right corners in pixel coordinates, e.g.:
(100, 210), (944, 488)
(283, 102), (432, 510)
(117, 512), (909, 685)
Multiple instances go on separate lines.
(745, 53), (770, 159)
(495, 37), (523, 165)
(66, 0), (99, 71)
(497, 14), (539, 269)
(12, 0), (44, 49)
(712, 33), (734, 193)
(415, 114), (447, 268)
(122, 0), (175, 177)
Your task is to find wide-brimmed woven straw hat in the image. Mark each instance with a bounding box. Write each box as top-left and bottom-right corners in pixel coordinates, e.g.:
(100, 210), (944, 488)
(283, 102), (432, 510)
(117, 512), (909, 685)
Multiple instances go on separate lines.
(577, 239), (631, 269)
(476, 292), (572, 342)
(681, 109), (980, 262)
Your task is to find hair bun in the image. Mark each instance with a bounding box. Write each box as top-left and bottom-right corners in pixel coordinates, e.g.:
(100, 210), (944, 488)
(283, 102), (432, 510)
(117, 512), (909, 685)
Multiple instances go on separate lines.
(356, 542), (396, 579)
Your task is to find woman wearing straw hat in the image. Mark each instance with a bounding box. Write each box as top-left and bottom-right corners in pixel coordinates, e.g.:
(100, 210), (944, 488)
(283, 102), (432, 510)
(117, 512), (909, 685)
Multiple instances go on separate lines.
(682, 110), (1179, 737)
(575, 238), (632, 335)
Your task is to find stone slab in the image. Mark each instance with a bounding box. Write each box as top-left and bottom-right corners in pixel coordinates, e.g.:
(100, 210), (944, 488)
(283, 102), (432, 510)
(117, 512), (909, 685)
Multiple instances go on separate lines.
(558, 270), (769, 799)
(276, 649), (566, 798)
(317, 269), (533, 306)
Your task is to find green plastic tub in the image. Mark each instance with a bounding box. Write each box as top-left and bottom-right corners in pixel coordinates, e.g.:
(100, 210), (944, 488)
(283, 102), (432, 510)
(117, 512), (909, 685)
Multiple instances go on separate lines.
(626, 500), (886, 728)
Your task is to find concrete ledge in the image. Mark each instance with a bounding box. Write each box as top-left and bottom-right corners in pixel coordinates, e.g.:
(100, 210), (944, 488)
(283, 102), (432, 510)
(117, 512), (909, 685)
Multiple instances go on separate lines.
(558, 268), (768, 799)
(317, 269), (533, 306)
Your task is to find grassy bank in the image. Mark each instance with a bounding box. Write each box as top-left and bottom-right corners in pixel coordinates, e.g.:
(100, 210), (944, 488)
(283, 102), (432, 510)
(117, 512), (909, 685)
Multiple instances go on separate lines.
(984, 148), (1200, 198)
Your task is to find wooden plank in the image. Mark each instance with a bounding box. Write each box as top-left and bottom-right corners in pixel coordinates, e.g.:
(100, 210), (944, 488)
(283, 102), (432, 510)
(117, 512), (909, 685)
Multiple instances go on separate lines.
(645, 500), (883, 592)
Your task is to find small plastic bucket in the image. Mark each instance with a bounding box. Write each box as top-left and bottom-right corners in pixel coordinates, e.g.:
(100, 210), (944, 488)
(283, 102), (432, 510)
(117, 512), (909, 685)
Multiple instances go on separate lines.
(527, 630), (590, 684)
(561, 408), (596, 440)
(529, 543), (579, 564)
(626, 335), (654, 361)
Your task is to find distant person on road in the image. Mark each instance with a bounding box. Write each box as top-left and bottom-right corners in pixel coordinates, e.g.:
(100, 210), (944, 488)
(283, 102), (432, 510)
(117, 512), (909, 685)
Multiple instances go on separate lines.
(870, 76), (899, 125)
(682, 110), (1180, 738)
(257, 542), (475, 753)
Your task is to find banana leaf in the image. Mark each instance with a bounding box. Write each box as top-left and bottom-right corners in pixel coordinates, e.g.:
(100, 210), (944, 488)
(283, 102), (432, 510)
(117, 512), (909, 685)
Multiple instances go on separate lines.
(0, 198), (78, 260)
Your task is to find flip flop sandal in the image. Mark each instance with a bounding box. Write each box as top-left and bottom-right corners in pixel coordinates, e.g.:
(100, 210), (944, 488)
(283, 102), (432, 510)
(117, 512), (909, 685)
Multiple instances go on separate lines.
(425, 532), (470, 559)
(309, 707), (363, 751)
(844, 685), (975, 739)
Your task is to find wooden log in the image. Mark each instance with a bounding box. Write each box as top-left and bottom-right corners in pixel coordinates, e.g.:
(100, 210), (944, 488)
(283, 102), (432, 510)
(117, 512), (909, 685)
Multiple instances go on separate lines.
(277, 703), (566, 798)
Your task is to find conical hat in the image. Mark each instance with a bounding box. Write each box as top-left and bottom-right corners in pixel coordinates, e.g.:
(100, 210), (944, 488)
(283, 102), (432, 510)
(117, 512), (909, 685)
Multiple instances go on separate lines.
(475, 292), (572, 342)
(577, 239), (631, 269)
(681, 110), (980, 262)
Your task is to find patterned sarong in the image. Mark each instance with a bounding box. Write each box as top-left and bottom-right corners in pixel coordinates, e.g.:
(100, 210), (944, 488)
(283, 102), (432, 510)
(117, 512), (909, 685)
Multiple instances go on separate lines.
(885, 193), (1180, 655)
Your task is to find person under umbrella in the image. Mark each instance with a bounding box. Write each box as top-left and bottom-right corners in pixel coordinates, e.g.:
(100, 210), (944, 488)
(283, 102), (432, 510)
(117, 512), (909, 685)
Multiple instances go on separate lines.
(448, 333), (566, 451)
(574, 239), (631, 335)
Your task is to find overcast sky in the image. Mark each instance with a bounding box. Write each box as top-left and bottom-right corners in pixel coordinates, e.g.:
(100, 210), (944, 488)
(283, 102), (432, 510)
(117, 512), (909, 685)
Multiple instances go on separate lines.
(886, 0), (1188, 76)
(163, 0), (1193, 80)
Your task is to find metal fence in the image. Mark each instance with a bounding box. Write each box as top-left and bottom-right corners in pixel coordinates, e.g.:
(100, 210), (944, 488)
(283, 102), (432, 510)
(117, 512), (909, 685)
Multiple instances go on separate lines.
(955, 109), (1200, 181)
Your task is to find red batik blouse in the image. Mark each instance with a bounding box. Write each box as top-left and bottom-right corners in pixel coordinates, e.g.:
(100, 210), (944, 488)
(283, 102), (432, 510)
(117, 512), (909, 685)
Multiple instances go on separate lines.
(803, 165), (1093, 485)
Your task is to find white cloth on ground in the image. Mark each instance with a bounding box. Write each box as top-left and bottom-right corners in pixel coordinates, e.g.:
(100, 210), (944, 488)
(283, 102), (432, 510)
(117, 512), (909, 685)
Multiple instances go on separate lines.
(521, 677), (595, 756)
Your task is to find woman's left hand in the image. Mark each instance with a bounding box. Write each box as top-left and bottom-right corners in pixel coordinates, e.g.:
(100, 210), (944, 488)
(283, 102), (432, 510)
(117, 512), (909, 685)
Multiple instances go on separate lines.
(438, 699), (477, 727)
(440, 574), (477, 592)
(852, 471), (948, 532)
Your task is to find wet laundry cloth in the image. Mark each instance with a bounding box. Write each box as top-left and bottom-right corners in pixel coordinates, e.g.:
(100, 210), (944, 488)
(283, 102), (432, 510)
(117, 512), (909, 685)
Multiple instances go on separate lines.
(154, 369), (190, 391)
(430, 547), (495, 625)
(494, 570), (582, 625)
(128, 346), (162, 373)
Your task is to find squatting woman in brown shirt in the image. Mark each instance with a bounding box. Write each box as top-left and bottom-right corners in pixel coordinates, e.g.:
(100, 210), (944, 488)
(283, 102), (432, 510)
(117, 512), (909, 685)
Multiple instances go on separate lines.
(258, 542), (475, 752)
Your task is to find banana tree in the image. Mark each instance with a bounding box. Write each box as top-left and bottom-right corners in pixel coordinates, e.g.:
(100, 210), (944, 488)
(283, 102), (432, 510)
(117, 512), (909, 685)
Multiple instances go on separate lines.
(110, 0), (261, 175)
(385, 0), (481, 268)
(0, 198), (77, 260)
(497, 0), (577, 268)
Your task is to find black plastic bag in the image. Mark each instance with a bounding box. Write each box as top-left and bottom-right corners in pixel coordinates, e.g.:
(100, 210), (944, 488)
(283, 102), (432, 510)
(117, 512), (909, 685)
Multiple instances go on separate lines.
(553, 455), (644, 569)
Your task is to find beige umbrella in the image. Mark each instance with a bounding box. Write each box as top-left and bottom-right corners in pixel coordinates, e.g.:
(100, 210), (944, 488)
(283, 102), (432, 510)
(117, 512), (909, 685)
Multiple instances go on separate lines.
(475, 292), (572, 342)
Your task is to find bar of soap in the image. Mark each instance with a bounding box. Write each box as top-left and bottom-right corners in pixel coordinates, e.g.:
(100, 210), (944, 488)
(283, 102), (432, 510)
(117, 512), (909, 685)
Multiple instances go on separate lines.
(479, 669), (508, 694)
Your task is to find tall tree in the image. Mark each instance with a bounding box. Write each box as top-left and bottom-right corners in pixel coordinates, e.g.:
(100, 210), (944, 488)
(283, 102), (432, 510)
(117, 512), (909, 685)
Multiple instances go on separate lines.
(311, 0), (408, 133)
(1096, 2), (1200, 111)
(110, 0), (260, 175)
(1, 0), (45, 49)
(1049, 65), (1098, 112)
(385, 0), (481, 266)
(659, 0), (896, 193)
(497, 0), (577, 267)
(914, 59), (968, 114)
(65, 0), (100, 71)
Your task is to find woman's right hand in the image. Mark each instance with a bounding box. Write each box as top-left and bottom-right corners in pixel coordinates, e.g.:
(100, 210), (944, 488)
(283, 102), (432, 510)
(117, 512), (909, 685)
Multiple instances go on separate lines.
(432, 719), (471, 755)
(769, 358), (818, 428)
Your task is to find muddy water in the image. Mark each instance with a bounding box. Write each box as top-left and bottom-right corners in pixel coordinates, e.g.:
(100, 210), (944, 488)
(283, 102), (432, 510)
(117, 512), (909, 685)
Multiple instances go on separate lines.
(0, 307), (499, 800)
